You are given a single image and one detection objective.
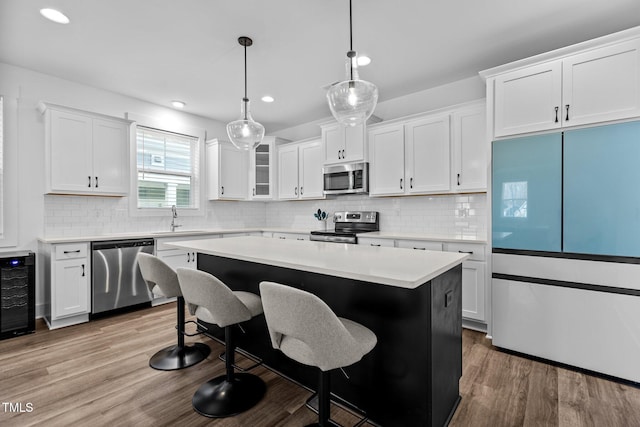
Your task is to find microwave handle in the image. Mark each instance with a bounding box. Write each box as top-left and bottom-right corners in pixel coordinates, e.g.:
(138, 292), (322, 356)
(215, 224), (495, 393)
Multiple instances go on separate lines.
(349, 171), (355, 190)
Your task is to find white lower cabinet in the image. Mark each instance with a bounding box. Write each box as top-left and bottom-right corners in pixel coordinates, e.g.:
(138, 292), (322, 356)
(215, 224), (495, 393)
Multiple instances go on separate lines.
(42, 242), (91, 329)
(156, 248), (198, 270)
(357, 237), (395, 247)
(396, 240), (443, 251)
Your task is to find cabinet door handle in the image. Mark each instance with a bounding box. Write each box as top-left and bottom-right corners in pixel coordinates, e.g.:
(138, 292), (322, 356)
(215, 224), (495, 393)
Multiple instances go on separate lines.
(300, 186), (303, 195)
(413, 247), (426, 250)
(95, 176), (98, 188)
(338, 150), (341, 159)
(81, 264), (85, 277)
(458, 250), (474, 254)
(64, 250), (81, 254)
(400, 178), (403, 189)
(371, 243), (381, 247)
(187, 252), (191, 262)
(294, 186), (298, 196)
(457, 173), (461, 186)
(341, 149), (345, 159)
(410, 177), (413, 189)
(554, 106), (559, 123)
(192, 252), (196, 263)
(279, 236), (286, 239)
(221, 186), (224, 195)
(565, 104), (570, 121)
(296, 238), (304, 241)
(88, 176), (92, 187)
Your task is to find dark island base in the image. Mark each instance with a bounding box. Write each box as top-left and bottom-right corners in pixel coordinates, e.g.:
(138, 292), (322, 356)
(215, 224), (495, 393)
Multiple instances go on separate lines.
(197, 254), (462, 427)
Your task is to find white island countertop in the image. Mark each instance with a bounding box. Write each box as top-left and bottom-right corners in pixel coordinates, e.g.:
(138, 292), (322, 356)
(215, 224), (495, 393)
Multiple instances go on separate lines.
(168, 236), (469, 289)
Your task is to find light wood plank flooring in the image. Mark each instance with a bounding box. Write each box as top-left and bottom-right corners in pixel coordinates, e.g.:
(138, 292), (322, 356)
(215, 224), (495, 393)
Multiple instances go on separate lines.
(1, 304), (639, 426)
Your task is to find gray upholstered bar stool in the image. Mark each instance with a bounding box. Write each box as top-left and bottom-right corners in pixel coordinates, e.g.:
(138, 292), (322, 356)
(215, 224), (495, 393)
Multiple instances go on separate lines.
(136, 253), (210, 370)
(176, 268), (266, 418)
(259, 281), (377, 427)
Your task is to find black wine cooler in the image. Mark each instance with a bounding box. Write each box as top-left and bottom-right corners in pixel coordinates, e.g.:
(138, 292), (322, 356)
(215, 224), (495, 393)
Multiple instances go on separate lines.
(0, 251), (35, 340)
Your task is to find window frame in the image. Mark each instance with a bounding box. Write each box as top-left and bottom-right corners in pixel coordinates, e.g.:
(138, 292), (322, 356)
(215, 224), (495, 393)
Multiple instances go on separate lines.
(126, 112), (206, 218)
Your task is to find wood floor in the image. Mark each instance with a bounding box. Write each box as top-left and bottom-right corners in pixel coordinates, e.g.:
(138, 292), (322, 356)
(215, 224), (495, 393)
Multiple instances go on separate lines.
(1, 304), (639, 427)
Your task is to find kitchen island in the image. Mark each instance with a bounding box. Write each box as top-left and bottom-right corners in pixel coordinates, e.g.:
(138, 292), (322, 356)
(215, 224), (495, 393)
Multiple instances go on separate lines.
(168, 236), (468, 427)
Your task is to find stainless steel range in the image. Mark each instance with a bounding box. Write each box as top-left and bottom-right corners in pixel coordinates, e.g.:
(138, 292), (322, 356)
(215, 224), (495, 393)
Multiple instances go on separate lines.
(309, 211), (379, 244)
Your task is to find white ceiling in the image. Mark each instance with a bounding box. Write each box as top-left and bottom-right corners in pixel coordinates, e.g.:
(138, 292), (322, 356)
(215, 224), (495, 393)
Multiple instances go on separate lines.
(1, 0), (640, 132)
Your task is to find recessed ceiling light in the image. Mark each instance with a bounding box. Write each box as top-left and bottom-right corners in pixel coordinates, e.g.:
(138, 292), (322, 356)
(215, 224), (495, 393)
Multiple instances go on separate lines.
(261, 95), (275, 103)
(40, 8), (70, 24)
(171, 100), (186, 109)
(357, 56), (371, 67)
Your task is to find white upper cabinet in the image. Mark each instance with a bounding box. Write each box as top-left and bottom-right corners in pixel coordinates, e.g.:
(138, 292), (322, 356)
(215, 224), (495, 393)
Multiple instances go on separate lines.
(451, 103), (487, 192)
(494, 61), (562, 137)
(369, 104), (485, 197)
(368, 124), (405, 196)
(206, 139), (248, 200)
(321, 122), (366, 165)
(42, 103), (130, 196)
(492, 37), (640, 138)
(405, 114), (450, 194)
(277, 139), (324, 200)
(562, 40), (640, 127)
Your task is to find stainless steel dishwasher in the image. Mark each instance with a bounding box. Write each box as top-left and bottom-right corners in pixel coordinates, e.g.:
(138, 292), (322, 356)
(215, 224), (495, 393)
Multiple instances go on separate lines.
(91, 239), (154, 314)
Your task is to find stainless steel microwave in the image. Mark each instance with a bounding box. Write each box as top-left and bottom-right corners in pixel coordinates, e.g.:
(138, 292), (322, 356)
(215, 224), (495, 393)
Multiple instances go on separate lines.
(323, 162), (369, 195)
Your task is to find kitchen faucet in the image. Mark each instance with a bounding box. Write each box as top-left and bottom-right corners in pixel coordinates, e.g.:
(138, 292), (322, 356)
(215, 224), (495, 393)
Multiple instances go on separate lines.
(170, 205), (182, 232)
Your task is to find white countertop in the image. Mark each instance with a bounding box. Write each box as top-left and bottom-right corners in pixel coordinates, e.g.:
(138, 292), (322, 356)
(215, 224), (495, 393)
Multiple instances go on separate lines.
(37, 228), (312, 244)
(38, 228), (487, 245)
(167, 236), (468, 289)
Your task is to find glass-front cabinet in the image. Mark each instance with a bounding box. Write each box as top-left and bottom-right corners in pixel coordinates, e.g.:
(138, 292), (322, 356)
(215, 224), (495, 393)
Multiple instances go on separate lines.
(248, 136), (288, 200)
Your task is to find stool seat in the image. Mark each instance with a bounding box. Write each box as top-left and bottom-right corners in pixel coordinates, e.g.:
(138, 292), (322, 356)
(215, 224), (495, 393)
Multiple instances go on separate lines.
(177, 268), (266, 418)
(259, 281), (377, 427)
(136, 253), (210, 371)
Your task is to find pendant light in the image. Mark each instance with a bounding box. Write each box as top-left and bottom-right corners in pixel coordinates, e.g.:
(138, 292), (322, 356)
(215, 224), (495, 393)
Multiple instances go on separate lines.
(326, 0), (378, 127)
(226, 36), (265, 150)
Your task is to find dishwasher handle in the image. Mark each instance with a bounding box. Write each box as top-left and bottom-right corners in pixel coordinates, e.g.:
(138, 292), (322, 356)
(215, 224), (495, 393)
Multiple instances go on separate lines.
(91, 239), (155, 251)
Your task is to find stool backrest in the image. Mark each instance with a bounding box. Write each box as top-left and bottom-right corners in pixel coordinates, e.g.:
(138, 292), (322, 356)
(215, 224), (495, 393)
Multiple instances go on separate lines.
(136, 252), (181, 297)
(177, 268), (252, 328)
(259, 281), (362, 370)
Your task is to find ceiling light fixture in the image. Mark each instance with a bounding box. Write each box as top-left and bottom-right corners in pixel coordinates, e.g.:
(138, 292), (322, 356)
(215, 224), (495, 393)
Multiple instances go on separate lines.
(40, 8), (70, 24)
(171, 100), (186, 109)
(226, 36), (265, 151)
(261, 95), (274, 103)
(326, 0), (378, 127)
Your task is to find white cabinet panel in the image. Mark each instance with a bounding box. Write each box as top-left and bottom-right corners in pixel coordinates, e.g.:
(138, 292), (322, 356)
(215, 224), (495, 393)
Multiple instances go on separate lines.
(322, 122), (366, 165)
(405, 115), (450, 194)
(92, 118), (129, 194)
(493, 278), (640, 383)
(53, 259), (89, 318)
(157, 248), (197, 270)
(368, 124), (404, 196)
(452, 104), (487, 192)
(278, 144), (300, 200)
(563, 39), (640, 126)
(494, 61), (563, 137)
(207, 139), (248, 200)
(460, 260), (485, 321)
(49, 110), (93, 193)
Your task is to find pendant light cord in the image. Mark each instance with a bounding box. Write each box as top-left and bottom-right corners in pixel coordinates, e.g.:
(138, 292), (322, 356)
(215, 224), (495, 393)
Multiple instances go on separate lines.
(349, 0), (354, 81)
(243, 43), (248, 119)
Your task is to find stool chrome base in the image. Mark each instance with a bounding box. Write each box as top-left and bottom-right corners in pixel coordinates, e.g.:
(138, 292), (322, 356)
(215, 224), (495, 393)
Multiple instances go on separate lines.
(192, 373), (266, 418)
(149, 342), (210, 371)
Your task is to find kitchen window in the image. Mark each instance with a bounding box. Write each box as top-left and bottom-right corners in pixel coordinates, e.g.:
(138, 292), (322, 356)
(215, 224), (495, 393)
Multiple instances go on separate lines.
(135, 126), (201, 210)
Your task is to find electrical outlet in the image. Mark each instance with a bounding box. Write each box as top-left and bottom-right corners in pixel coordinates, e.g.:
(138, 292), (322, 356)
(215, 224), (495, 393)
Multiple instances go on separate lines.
(445, 290), (453, 307)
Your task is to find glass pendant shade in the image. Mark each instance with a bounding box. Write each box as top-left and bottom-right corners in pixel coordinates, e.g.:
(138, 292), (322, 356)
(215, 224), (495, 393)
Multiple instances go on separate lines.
(326, 0), (378, 127)
(326, 77), (378, 127)
(226, 98), (265, 150)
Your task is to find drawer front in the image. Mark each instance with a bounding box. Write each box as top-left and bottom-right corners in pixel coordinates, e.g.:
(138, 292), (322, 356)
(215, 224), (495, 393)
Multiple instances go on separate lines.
(396, 239), (443, 251)
(55, 243), (88, 260)
(446, 243), (486, 261)
(358, 237), (394, 247)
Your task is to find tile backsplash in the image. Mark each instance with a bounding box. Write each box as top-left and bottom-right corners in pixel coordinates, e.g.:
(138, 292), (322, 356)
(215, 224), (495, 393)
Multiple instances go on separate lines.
(44, 193), (486, 239)
(265, 194), (486, 238)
